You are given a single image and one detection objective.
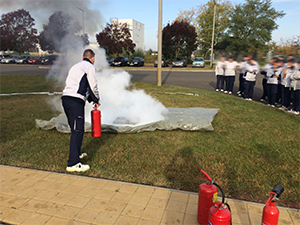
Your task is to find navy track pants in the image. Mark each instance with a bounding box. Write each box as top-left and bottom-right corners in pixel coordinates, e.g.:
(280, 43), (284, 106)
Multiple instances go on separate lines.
(62, 96), (85, 167)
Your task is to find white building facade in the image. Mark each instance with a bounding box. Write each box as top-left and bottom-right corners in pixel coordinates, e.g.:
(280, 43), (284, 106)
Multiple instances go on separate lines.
(112, 19), (144, 51)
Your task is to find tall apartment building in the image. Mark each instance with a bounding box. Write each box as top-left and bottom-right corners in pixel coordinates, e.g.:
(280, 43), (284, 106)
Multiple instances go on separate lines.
(112, 19), (144, 51)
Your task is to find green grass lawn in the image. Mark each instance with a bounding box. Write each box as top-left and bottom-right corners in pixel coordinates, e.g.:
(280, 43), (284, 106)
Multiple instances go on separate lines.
(0, 75), (299, 208)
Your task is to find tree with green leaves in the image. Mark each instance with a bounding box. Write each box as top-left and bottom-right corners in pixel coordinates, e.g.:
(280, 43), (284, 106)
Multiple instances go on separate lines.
(96, 22), (135, 56)
(162, 20), (197, 60)
(195, 0), (233, 57)
(0, 9), (38, 55)
(224, 0), (285, 55)
(39, 11), (88, 53)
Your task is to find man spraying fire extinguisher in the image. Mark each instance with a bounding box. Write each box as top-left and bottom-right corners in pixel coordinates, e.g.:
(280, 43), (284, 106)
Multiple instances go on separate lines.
(62, 49), (100, 172)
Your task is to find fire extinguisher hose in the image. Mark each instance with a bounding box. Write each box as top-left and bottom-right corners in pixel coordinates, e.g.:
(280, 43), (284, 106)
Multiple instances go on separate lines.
(213, 182), (232, 211)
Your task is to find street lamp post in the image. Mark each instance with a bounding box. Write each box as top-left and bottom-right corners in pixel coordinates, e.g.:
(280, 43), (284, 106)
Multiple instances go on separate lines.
(157, 0), (162, 86)
(210, 0), (216, 68)
(77, 7), (85, 35)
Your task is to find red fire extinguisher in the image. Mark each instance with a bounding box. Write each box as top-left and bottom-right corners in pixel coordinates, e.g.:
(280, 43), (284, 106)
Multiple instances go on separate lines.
(261, 184), (284, 225)
(91, 108), (101, 138)
(208, 182), (231, 225)
(197, 170), (218, 225)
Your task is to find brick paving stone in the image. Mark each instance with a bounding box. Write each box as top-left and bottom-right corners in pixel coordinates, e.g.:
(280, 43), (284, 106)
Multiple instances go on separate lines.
(93, 211), (119, 224)
(66, 195), (92, 208)
(169, 191), (189, 203)
(103, 201), (127, 214)
(37, 202), (64, 216)
(62, 184), (85, 194)
(114, 215), (139, 225)
(137, 218), (160, 225)
(121, 204), (145, 218)
(19, 199), (48, 212)
(147, 197), (168, 210)
(42, 172), (65, 182)
(288, 210), (300, 224)
(141, 207), (164, 222)
(85, 198), (108, 211)
(188, 193), (198, 205)
(3, 209), (35, 225)
(165, 200), (187, 213)
(182, 214), (199, 225)
(45, 216), (70, 225)
(185, 203), (197, 215)
(0, 194), (29, 209)
(161, 211), (185, 224)
(101, 182), (123, 191)
(70, 177), (92, 187)
(49, 192), (75, 204)
(74, 208), (99, 223)
(118, 184), (139, 194)
(151, 189), (171, 199)
(55, 205), (81, 220)
(109, 192), (132, 203)
(129, 194), (151, 207)
(88, 179), (108, 189)
(135, 186), (155, 197)
(21, 213), (51, 225)
(32, 189), (58, 202)
(0, 206), (14, 221)
(77, 185), (101, 198)
(94, 189), (116, 200)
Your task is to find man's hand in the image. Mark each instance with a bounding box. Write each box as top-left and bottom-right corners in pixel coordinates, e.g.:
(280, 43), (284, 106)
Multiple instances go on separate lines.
(93, 102), (100, 109)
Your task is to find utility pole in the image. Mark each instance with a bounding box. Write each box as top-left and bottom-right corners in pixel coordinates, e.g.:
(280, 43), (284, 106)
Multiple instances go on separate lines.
(210, 0), (216, 68)
(77, 7), (85, 35)
(157, 0), (162, 86)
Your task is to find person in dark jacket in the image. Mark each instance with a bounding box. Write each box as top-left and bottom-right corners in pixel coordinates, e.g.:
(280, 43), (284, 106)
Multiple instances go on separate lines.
(62, 49), (100, 172)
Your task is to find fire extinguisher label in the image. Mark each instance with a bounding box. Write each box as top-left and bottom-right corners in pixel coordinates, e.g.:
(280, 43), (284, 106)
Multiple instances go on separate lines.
(213, 192), (217, 203)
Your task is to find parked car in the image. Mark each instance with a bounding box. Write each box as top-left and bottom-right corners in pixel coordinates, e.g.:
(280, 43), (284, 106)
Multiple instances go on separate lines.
(112, 57), (129, 67)
(1, 55), (15, 64)
(27, 57), (41, 64)
(192, 57), (205, 68)
(128, 57), (144, 67)
(154, 58), (169, 67)
(15, 56), (33, 64)
(40, 55), (58, 65)
(106, 57), (114, 66)
(172, 57), (187, 67)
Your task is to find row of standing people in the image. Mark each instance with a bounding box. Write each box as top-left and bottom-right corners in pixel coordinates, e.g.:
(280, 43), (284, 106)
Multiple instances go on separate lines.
(215, 54), (300, 115)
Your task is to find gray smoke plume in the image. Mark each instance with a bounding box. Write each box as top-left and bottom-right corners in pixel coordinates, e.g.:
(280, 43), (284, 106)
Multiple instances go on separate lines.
(0, 0), (104, 36)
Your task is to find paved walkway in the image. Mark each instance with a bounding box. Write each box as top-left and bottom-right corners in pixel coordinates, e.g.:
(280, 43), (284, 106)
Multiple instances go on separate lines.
(0, 165), (298, 225)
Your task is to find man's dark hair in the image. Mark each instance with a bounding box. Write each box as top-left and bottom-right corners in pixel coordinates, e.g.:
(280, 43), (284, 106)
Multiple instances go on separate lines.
(83, 49), (95, 59)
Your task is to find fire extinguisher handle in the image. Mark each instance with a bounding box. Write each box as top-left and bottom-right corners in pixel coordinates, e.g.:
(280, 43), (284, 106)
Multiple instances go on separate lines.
(199, 169), (212, 182)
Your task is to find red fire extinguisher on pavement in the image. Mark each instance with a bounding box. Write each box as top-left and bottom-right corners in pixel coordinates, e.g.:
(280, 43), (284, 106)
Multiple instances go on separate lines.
(261, 184), (284, 225)
(197, 170), (218, 225)
(91, 108), (101, 138)
(208, 182), (231, 225)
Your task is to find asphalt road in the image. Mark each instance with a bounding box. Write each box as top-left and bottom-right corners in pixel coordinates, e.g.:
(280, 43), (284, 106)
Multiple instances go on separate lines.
(0, 64), (264, 101)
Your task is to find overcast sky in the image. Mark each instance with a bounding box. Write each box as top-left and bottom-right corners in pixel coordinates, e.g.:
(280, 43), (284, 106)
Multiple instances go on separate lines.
(1, 0), (299, 51)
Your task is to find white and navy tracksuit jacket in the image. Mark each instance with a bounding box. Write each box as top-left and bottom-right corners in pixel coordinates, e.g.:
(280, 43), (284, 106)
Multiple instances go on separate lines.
(62, 58), (100, 167)
(63, 58), (100, 103)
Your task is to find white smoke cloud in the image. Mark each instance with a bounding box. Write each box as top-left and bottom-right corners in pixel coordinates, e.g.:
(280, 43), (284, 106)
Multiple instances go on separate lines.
(49, 43), (167, 126)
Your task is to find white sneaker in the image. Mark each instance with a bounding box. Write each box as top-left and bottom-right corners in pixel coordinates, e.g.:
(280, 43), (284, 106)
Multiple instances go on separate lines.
(293, 111), (300, 115)
(229, 91), (232, 95)
(220, 89), (224, 92)
(79, 153), (88, 159)
(216, 89), (219, 92)
(224, 91), (228, 94)
(66, 163), (90, 172)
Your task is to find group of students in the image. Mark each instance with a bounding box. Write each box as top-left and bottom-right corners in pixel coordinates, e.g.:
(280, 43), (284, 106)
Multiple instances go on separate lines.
(215, 54), (300, 115)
